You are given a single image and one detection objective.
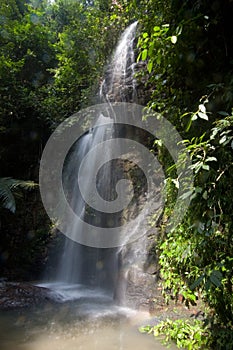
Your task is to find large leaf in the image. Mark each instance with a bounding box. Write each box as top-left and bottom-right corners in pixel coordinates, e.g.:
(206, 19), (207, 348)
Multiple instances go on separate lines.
(0, 177), (37, 213)
(0, 178), (16, 213)
(190, 274), (205, 290)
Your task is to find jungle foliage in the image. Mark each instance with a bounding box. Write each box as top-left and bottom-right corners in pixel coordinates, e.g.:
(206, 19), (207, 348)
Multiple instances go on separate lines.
(0, 0), (232, 348)
(136, 0), (233, 348)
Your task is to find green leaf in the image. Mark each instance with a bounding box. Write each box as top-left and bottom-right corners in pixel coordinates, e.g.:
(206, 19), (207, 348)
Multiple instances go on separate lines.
(212, 270), (223, 280)
(197, 111), (208, 120)
(139, 325), (153, 334)
(219, 135), (227, 144)
(209, 270), (222, 287)
(198, 104), (206, 113)
(201, 164), (210, 171)
(202, 190), (208, 199)
(191, 113), (198, 121)
(206, 156), (217, 162)
(190, 274), (205, 290)
(175, 26), (183, 35)
(0, 177), (37, 213)
(147, 60), (153, 73)
(205, 279), (211, 292)
(217, 111), (229, 116)
(0, 178), (16, 213)
(171, 35), (177, 44)
(195, 186), (203, 193)
(141, 49), (148, 61)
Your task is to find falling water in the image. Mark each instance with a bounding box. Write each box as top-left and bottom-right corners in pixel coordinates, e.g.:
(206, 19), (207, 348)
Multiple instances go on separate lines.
(100, 21), (138, 103)
(42, 22), (139, 301)
(41, 21), (161, 309)
(54, 120), (120, 294)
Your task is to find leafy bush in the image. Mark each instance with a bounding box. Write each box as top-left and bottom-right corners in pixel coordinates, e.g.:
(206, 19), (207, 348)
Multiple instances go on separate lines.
(136, 2), (233, 347)
(140, 319), (210, 349)
(159, 114), (233, 323)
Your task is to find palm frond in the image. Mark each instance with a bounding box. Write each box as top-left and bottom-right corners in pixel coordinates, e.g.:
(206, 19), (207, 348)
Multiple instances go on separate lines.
(0, 178), (16, 213)
(0, 177), (38, 213)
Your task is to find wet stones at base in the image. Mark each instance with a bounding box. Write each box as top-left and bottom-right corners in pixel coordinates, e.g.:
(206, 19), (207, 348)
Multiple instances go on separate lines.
(0, 282), (53, 310)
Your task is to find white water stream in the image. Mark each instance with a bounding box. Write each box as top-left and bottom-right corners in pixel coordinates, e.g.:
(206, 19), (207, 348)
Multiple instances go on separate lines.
(45, 21), (140, 301)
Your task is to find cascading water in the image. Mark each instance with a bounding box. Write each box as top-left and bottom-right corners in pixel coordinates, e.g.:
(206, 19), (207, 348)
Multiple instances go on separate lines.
(42, 21), (159, 307)
(54, 119), (120, 295)
(100, 21), (138, 103)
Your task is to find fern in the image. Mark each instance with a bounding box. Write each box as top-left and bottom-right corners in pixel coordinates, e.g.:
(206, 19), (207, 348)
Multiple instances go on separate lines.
(0, 177), (37, 213)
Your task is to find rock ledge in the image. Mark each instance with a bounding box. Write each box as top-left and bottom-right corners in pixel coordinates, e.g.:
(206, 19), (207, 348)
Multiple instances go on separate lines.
(0, 282), (53, 310)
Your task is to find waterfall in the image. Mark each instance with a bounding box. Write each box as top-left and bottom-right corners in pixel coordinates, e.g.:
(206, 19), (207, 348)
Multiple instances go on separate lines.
(55, 120), (120, 293)
(100, 21), (138, 103)
(42, 22), (159, 306)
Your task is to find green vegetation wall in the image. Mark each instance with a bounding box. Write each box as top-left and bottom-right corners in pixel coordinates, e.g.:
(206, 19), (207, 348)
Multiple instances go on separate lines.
(136, 0), (233, 348)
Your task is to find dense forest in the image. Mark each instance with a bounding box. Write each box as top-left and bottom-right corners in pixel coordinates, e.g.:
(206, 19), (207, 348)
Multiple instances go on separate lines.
(0, 0), (233, 348)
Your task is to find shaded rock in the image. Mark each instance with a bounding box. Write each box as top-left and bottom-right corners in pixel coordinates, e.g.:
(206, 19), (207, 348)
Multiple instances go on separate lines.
(124, 268), (157, 309)
(114, 233), (160, 310)
(0, 282), (54, 310)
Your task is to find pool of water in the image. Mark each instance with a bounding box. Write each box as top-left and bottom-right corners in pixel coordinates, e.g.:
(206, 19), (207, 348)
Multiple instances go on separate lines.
(0, 283), (177, 350)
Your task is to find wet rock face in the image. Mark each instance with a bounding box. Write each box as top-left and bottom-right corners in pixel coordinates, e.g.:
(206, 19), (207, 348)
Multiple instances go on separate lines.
(114, 235), (159, 310)
(124, 268), (157, 309)
(0, 282), (53, 310)
(111, 134), (162, 310)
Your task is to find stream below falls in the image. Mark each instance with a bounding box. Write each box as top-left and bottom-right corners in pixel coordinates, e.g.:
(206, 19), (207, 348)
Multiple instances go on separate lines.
(0, 283), (178, 350)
